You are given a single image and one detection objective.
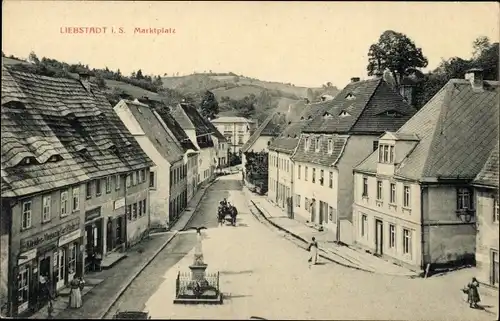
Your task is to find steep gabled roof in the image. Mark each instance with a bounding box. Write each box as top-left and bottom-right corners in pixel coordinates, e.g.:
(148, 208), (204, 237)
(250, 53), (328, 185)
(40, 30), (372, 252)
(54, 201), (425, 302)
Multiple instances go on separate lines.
(211, 116), (255, 124)
(123, 100), (184, 164)
(202, 117), (227, 142)
(241, 102), (304, 153)
(305, 78), (416, 134)
(269, 101), (332, 154)
(178, 103), (212, 136)
(1, 64), (153, 198)
(354, 79), (499, 181)
(473, 141), (499, 188)
(291, 134), (348, 167)
(154, 107), (198, 152)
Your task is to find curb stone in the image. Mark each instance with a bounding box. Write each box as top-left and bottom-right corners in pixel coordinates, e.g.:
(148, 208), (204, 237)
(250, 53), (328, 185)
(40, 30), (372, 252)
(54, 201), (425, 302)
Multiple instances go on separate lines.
(99, 177), (219, 319)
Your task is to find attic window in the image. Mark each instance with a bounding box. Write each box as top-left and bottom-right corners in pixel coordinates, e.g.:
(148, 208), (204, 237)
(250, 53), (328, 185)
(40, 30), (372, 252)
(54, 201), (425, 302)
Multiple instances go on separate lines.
(304, 137), (310, 151)
(345, 93), (356, 100)
(78, 148), (91, 160)
(339, 110), (351, 117)
(3, 100), (26, 109)
(48, 155), (62, 162)
(323, 112), (333, 119)
(300, 116), (305, 120)
(22, 157), (36, 165)
(307, 115), (313, 120)
(384, 110), (403, 117)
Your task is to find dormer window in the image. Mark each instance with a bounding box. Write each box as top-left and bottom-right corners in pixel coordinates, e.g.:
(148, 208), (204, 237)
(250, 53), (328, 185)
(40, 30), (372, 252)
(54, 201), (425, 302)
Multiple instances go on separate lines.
(304, 137), (310, 151)
(48, 155), (62, 162)
(378, 144), (394, 164)
(78, 148), (91, 160)
(300, 116), (305, 120)
(23, 157), (35, 165)
(307, 115), (313, 120)
(345, 93), (356, 100)
(339, 110), (351, 117)
(315, 137), (320, 152)
(323, 112), (333, 119)
(328, 139), (333, 153)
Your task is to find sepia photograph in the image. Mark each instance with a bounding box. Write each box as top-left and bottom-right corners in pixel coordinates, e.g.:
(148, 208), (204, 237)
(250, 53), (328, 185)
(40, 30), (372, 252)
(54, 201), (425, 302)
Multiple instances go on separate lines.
(1, 1), (499, 320)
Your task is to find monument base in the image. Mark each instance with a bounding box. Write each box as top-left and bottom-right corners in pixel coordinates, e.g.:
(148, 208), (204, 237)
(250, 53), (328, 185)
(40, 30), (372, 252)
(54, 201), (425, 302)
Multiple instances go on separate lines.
(189, 264), (207, 281)
(173, 293), (224, 305)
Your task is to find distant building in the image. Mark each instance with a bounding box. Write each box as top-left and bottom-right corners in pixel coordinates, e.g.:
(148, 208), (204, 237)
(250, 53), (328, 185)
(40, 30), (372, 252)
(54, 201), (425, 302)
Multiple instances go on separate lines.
(114, 99), (186, 229)
(473, 143), (499, 288)
(1, 65), (153, 317)
(353, 69), (498, 271)
(211, 116), (256, 154)
(203, 118), (229, 169)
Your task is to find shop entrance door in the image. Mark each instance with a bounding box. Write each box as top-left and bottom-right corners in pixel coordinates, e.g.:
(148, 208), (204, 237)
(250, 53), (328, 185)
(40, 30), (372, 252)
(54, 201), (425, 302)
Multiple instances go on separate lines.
(55, 249), (66, 290)
(67, 243), (77, 283)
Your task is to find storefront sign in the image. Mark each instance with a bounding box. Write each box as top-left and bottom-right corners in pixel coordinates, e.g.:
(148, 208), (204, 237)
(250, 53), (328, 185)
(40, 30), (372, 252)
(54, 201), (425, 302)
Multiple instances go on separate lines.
(114, 197), (125, 210)
(20, 218), (80, 252)
(18, 248), (37, 265)
(85, 207), (101, 222)
(58, 229), (81, 247)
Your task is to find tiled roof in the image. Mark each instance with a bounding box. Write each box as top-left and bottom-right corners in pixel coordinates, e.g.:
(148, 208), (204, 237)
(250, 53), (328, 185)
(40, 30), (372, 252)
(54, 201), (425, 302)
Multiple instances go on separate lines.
(354, 79), (499, 181)
(123, 100), (184, 164)
(154, 107), (198, 152)
(269, 101), (332, 154)
(305, 78), (416, 134)
(203, 118), (227, 142)
(178, 103), (212, 136)
(241, 102), (304, 153)
(211, 116), (255, 124)
(291, 134), (348, 167)
(473, 142), (499, 188)
(1, 64), (153, 198)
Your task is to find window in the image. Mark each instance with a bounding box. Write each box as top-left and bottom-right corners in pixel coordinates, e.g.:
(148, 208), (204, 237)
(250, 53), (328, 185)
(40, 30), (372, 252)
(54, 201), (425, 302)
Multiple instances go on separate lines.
(126, 205), (132, 220)
(17, 265), (30, 311)
(238, 135), (243, 144)
(373, 141), (378, 152)
(133, 203), (138, 220)
(383, 145), (389, 163)
(362, 177), (368, 197)
(149, 171), (156, 188)
(95, 179), (102, 196)
(320, 170), (324, 186)
(86, 181), (92, 199)
(105, 176), (111, 193)
(305, 197), (309, 211)
(126, 174), (131, 188)
(403, 229), (412, 255)
(304, 137), (309, 151)
(296, 194), (301, 207)
(329, 206), (335, 222)
(315, 138), (320, 152)
(377, 181), (383, 200)
(329, 171), (333, 188)
(492, 250), (499, 286)
(494, 196), (499, 223)
(389, 145), (394, 163)
(72, 187), (80, 211)
(305, 167), (308, 181)
(115, 174), (121, 190)
(142, 200), (146, 215)
(138, 199), (143, 217)
(389, 224), (396, 248)
(390, 183), (396, 204)
(457, 188), (472, 210)
(298, 165), (301, 179)
(132, 171), (137, 186)
(361, 214), (368, 238)
(403, 186), (411, 207)
(60, 191), (68, 216)
(68, 243), (77, 275)
(42, 195), (51, 222)
(328, 139), (333, 153)
(312, 168), (316, 183)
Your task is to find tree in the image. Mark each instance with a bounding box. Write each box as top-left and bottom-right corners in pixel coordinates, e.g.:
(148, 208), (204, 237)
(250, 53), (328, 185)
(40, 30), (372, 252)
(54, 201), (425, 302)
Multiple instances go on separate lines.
(136, 69), (144, 80)
(472, 36), (491, 59)
(153, 75), (163, 89)
(28, 51), (40, 65)
(93, 73), (107, 89)
(200, 90), (219, 120)
(367, 30), (428, 88)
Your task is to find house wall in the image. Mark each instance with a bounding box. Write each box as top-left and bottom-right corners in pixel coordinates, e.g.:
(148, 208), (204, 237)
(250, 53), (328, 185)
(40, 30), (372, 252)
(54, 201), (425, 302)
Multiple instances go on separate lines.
(133, 136), (171, 229)
(337, 135), (379, 244)
(267, 152), (293, 212)
(215, 122), (252, 152)
(198, 147), (213, 185)
(353, 172), (422, 269)
(267, 150), (278, 202)
(424, 185), (476, 265)
(0, 201), (10, 315)
(169, 160), (188, 223)
(186, 153), (199, 202)
(475, 187), (499, 287)
(125, 171), (150, 247)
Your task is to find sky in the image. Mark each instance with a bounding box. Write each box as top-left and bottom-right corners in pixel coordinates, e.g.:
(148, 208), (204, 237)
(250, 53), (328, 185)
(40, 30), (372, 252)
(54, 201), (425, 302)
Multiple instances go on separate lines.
(2, 1), (499, 88)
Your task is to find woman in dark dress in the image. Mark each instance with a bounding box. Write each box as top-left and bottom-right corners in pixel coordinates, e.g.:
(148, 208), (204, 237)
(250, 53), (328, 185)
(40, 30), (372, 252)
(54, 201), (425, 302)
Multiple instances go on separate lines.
(467, 277), (481, 308)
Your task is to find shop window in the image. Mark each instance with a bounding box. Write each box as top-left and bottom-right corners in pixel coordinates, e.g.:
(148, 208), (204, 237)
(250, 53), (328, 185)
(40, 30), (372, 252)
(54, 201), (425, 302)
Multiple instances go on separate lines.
(22, 201), (31, 230)
(115, 174), (121, 190)
(42, 195), (51, 223)
(72, 186), (80, 211)
(68, 243), (77, 276)
(17, 265), (30, 313)
(60, 190), (69, 216)
(133, 203), (138, 220)
(126, 205), (132, 221)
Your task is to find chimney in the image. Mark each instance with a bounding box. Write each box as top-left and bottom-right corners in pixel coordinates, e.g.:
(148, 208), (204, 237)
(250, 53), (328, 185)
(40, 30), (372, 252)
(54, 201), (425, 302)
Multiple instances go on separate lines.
(350, 77), (360, 83)
(78, 71), (92, 93)
(465, 68), (484, 92)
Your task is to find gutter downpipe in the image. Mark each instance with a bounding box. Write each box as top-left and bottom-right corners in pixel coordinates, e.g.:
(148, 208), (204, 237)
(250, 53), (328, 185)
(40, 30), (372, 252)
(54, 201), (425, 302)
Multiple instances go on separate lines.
(420, 184), (426, 276)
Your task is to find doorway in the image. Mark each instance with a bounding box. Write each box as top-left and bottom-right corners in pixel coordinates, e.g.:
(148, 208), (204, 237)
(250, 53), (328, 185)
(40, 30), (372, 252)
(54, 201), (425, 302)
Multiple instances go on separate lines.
(106, 219), (113, 252)
(115, 216), (124, 248)
(54, 249), (66, 290)
(375, 219), (383, 256)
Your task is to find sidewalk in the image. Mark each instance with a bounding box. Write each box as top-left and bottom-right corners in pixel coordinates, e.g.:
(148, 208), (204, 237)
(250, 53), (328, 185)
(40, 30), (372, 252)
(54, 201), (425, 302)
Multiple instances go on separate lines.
(245, 187), (420, 278)
(29, 179), (218, 320)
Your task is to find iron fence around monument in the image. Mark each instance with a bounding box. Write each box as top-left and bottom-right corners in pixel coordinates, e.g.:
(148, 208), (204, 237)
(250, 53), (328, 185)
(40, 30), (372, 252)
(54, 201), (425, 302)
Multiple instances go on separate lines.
(175, 271), (220, 296)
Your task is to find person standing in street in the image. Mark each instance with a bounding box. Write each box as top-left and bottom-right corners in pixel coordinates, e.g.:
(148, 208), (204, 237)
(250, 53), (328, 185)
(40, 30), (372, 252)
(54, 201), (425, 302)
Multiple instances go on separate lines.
(68, 276), (83, 309)
(466, 277), (481, 308)
(307, 237), (319, 267)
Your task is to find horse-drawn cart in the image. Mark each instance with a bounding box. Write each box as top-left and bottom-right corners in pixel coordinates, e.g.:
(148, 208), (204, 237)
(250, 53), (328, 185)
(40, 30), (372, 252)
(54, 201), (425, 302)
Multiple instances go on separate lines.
(218, 204), (237, 226)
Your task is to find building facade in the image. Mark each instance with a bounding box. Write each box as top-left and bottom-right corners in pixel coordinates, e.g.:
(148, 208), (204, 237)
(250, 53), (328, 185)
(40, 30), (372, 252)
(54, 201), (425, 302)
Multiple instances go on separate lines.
(352, 70), (499, 271)
(291, 77), (416, 244)
(473, 145), (499, 288)
(1, 66), (153, 317)
(211, 116), (256, 154)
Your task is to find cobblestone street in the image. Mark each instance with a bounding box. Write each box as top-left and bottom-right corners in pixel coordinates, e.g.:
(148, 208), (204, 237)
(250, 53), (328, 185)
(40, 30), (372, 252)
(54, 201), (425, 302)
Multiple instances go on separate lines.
(104, 176), (498, 320)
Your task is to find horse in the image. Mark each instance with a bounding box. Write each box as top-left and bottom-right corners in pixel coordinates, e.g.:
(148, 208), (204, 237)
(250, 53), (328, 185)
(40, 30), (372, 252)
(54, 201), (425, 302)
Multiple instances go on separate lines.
(229, 205), (238, 226)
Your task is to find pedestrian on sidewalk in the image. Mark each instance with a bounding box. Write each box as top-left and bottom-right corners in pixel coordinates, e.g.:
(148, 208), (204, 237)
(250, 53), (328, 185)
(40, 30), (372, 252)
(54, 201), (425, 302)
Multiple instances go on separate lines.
(464, 277), (481, 309)
(68, 276), (83, 309)
(307, 237), (319, 267)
